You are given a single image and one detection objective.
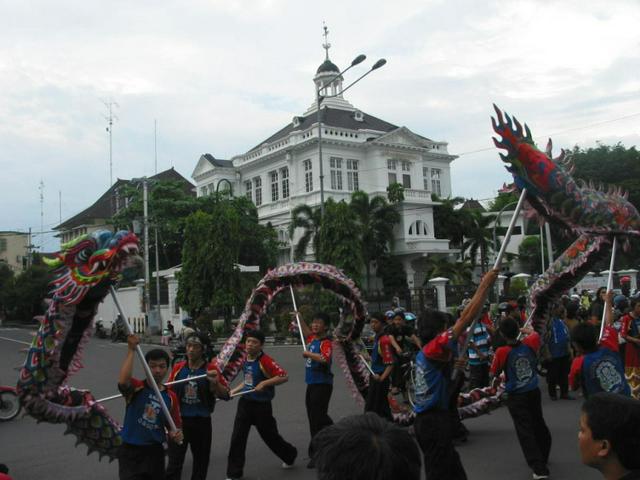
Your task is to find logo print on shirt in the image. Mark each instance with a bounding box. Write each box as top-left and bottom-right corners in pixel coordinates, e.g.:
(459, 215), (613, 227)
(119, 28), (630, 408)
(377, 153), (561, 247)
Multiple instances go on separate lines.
(594, 359), (622, 392)
(183, 380), (199, 404)
(244, 369), (254, 388)
(139, 395), (161, 430)
(514, 356), (533, 386)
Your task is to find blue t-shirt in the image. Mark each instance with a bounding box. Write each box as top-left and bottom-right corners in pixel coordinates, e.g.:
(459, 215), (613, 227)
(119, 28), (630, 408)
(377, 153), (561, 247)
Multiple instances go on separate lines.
(413, 330), (455, 414)
(467, 323), (491, 366)
(171, 364), (211, 417)
(120, 380), (175, 446)
(582, 348), (630, 397)
(504, 342), (539, 394)
(242, 355), (275, 402)
(305, 336), (333, 385)
(548, 317), (570, 359)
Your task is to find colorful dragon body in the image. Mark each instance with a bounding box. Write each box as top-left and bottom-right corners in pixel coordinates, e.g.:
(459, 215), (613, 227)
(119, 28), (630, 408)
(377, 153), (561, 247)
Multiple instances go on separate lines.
(492, 105), (640, 333)
(216, 261), (503, 424)
(17, 230), (141, 461)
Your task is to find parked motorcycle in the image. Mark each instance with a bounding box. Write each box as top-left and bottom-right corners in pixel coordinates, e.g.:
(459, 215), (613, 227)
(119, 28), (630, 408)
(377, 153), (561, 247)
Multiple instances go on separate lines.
(0, 384), (21, 421)
(94, 320), (108, 339)
(110, 316), (128, 343)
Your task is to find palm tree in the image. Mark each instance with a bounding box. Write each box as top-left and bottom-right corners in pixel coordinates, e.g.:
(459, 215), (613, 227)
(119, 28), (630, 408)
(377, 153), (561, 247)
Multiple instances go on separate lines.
(431, 194), (467, 248)
(462, 210), (496, 273)
(289, 204), (322, 261)
(350, 191), (401, 290)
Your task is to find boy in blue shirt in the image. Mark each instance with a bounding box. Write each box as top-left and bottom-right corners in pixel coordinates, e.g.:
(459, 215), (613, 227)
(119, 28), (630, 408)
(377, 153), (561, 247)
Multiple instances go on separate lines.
(166, 334), (229, 480)
(546, 304), (572, 400)
(491, 319), (552, 479)
(413, 269), (498, 480)
(364, 312), (395, 420)
(226, 330), (297, 480)
(299, 312), (334, 468)
(118, 335), (183, 480)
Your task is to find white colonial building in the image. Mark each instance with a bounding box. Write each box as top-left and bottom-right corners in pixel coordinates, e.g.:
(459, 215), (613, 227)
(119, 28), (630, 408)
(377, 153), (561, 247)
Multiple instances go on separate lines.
(191, 50), (459, 288)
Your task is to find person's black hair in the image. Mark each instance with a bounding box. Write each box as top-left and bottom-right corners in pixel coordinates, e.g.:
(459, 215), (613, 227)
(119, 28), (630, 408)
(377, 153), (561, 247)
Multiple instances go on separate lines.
(0, 464), (9, 474)
(572, 323), (599, 352)
(417, 309), (452, 343)
(313, 312), (330, 326)
(145, 348), (170, 365)
(311, 412), (421, 480)
(498, 317), (519, 340)
(630, 297), (639, 310)
(245, 329), (265, 345)
(582, 392), (640, 470)
(369, 312), (385, 324)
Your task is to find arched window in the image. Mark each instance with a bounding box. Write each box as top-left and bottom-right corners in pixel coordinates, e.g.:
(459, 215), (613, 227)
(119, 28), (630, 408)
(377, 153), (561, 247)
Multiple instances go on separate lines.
(408, 220), (429, 236)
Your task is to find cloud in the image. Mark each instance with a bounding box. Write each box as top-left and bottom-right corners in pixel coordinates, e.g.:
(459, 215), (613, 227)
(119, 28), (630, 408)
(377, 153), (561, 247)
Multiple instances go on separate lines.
(1, 0), (639, 250)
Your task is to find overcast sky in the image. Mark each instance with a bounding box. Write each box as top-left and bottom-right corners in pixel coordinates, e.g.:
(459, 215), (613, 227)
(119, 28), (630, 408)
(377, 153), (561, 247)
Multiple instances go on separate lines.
(2, 0), (639, 251)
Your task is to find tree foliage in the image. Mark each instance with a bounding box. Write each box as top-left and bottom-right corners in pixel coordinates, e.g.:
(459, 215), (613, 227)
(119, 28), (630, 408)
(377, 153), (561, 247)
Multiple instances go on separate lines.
(376, 255), (408, 295)
(386, 182), (405, 204)
(316, 199), (364, 286)
(176, 198), (277, 328)
(488, 191), (520, 212)
(462, 210), (496, 273)
(288, 204), (322, 261)
(1, 256), (52, 322)
(431, 195), (468, 248)
(350, 191), (400, 290)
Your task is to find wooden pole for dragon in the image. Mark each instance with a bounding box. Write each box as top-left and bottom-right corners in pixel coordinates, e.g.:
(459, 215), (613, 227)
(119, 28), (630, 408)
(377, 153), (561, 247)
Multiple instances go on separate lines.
(289, 284), (307, 351)
(599, 237), (618, 341)
(453, 188), (527, 380)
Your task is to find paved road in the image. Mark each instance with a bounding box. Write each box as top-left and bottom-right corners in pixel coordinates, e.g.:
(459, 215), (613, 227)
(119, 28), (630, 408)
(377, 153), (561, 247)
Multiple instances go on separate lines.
(0, 328), (601, 480)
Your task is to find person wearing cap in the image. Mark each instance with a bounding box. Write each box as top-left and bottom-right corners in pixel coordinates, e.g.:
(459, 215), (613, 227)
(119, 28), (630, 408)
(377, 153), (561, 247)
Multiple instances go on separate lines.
(226, 330), (297, 480)
(166, 333), (230, 480)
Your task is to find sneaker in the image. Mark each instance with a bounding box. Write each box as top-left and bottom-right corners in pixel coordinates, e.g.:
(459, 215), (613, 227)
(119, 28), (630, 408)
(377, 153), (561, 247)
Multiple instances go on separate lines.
(532, 474), (549, 479)
(282, 460), (295, 469)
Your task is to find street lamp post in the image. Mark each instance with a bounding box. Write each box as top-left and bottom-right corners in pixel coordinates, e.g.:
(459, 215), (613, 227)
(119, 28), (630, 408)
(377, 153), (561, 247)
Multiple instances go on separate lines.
(316, 55), (386, 216)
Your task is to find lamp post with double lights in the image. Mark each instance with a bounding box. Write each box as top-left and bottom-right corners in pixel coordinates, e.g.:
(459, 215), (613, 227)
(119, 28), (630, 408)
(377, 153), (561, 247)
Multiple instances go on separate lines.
(316, 55), (387, 217)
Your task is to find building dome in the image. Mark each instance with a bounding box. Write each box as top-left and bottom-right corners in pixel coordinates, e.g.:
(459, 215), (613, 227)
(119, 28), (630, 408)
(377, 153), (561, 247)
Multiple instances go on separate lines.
(316, 59), (340, 74)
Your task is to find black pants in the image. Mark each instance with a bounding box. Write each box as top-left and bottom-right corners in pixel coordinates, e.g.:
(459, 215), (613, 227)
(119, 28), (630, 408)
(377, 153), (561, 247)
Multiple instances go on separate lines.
(469, 363), (489, 390)
(365, 376), (392, 420)
(306, 383), (334, 456)
(414, 409), (467, 480)
(166, 416), (212, 480)
(226, 397), (297, 479)
(546, 355), (570, 398)
(118, 443), (165, 480)
(505, 388), (552, 475)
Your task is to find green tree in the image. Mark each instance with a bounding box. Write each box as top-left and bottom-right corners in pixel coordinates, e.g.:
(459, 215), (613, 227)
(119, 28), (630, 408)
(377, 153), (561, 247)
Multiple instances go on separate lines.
(386, 182), (405, 204)
(110, 180), (198, 269)
(350, 191), (401, 290)
(518, 235), (548, 275)
(316, 199), (363, 286)
(176, 198), (277, 330)
(431, 195), (469, 248)
(288, 204), (322, 261)
(0, 263), (15, 319)
(422, 255), (474, 285)
(3, 257), (52, 322)
(488, 191), (520, 212)
(462, 210), (496, 273)
(376, 255), (407, 295)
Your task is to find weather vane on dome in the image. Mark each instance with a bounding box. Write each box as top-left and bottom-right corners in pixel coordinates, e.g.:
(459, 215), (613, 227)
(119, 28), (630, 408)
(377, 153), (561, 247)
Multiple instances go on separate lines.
(322, 21), (331, 60)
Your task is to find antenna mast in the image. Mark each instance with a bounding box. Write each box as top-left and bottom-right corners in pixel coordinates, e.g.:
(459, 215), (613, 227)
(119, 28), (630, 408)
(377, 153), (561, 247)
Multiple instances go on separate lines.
(103, 99), (119, 186)
(154, 119), (158, 174)
(39, 180), (44, 249)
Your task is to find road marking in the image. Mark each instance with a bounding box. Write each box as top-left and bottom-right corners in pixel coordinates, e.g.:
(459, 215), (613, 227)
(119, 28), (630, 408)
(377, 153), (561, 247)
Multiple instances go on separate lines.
(0, 336), (32, 346)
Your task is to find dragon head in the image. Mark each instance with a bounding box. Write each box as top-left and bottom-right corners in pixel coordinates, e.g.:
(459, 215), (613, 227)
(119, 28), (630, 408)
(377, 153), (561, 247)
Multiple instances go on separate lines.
(492, 104), (640, 236)
(44, 230), (141, 305)
(18, 230), (141, 460)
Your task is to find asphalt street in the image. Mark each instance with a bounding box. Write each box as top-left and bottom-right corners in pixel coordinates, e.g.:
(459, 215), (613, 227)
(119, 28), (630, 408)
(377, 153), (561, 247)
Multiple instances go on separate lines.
(0, 328), (601, 480)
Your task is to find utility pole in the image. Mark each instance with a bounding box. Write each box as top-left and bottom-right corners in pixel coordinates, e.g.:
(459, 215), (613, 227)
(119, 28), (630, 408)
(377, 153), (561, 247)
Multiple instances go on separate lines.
(142, 179), (151, 323)
(59, 190), (62, 224)
(103, 100), (119, 187)
(153, 120), (162, 328)
(154, 119), (158, 174)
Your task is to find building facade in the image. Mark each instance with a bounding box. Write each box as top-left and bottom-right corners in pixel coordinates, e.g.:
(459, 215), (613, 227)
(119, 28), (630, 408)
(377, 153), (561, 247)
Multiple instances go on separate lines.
(191, 51), (458, 288)
(0, 231), (29, 273)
